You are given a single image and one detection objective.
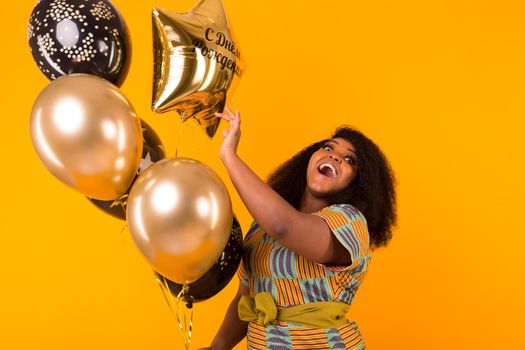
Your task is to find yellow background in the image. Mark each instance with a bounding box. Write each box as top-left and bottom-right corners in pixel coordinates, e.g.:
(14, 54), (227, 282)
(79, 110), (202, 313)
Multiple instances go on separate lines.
(1, 0), (524, 348)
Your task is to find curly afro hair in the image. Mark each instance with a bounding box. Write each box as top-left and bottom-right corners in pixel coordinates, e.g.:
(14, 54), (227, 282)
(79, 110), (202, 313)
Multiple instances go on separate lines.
(267, 126), (397, 250)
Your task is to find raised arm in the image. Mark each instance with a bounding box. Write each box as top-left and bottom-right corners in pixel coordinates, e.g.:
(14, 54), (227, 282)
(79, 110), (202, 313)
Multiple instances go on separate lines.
(216, 108), (352, 265)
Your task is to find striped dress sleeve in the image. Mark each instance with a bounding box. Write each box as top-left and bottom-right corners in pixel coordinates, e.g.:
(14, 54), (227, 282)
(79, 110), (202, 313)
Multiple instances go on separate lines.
(313, 204), (370, 271)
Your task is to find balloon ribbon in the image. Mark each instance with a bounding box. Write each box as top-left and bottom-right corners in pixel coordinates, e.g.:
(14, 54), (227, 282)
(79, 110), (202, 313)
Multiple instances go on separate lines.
(174, 122), (187, 157)
(109, 193), (129, 212)
(155, 272), (194, 350)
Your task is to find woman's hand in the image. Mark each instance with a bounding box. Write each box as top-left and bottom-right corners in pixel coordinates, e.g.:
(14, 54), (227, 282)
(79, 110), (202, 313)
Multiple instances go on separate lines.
(216, 106), (241, 160)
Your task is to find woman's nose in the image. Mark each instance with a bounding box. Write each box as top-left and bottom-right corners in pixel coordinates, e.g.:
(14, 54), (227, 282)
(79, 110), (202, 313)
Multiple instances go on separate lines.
(329, 154), (342, 163)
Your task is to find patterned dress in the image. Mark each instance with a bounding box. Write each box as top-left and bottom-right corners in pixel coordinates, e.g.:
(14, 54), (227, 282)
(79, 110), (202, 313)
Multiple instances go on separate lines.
(238, 204), (371, 350)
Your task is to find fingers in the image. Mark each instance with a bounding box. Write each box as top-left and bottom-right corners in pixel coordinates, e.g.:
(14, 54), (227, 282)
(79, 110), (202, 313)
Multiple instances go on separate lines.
(224, 106), (240, 122)
(215, 107), (233, 121)
(225, 105), (235, 118)
(215, 112), (230, 121)
(215, 106), (241, 125)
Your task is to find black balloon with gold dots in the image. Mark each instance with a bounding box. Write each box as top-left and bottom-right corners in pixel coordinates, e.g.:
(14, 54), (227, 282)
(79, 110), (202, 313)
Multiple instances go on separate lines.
(28, 0), (131, 86)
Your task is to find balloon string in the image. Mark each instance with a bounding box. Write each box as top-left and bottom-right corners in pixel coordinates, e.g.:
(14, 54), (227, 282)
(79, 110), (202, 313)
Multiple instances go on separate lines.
(175, 123), (187, 157)
(176, 285), (193, 350)
(155, 272), (176, 314)
(109, 193), (129, 211)
(118, 224), (129, 244)
(154, 273), (193, 350)
(119, 224), (128, 235)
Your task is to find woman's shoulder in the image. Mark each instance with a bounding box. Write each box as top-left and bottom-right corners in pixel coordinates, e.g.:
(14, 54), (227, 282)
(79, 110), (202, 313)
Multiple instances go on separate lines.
(246, 220), (259, 236)
(316, 203), (371, 266)
(319, 203), (367, 224)
(242, 220), (266, 245)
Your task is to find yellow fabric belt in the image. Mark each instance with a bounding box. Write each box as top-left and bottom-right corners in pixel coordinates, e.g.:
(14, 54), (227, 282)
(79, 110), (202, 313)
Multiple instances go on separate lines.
(238, 292), (350, 328)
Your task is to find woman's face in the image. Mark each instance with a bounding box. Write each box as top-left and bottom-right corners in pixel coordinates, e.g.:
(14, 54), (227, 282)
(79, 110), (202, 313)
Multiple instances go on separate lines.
(305, 137), (358, 198)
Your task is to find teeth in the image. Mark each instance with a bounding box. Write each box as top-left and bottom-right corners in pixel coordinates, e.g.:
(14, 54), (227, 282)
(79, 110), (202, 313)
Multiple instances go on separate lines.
(318, 163), (337, 176)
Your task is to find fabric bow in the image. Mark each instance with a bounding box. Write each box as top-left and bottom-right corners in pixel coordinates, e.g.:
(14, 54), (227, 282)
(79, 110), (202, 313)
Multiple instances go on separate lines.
(238, 292), (351, 328)
(238, 292), (277, 326)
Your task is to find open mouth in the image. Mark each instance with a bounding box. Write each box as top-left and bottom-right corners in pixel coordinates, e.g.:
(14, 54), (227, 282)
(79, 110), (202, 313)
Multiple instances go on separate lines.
(318, 163), (337, 179)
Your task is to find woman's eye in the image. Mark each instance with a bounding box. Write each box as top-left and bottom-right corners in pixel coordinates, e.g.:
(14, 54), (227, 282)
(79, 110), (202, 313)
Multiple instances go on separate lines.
(345, 157), (355, 165)
(323, 146), (332, 151)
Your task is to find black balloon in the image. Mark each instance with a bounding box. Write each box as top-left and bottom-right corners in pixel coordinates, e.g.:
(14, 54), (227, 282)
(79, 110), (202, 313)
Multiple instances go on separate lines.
(155, 216), (243, 304)
(28, 0), (131, 86)
(89, 120), (166, 220)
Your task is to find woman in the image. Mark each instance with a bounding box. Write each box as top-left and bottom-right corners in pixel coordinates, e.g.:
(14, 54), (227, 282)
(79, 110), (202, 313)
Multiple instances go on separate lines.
(205, 107), (397, 349)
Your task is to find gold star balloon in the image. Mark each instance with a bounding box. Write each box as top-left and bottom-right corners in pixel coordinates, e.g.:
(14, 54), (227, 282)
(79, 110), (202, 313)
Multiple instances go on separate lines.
(152, 0), (246, 138)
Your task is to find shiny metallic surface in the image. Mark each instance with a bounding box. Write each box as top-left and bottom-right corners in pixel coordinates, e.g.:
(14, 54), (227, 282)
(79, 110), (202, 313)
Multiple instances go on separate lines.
(127, 157), (233, 284)
(88, 120), (167, 220)
(151, 0), (245, 137)
(29, 74), (143, 200)
(155, 216), (243, 303)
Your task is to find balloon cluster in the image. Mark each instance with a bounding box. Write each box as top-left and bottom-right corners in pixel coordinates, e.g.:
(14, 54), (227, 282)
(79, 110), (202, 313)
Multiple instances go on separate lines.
(27, 0), (245, 310)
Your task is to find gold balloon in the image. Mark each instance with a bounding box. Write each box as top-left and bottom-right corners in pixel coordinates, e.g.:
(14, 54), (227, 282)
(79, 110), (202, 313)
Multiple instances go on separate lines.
(127, 158), (233, 284)
(30, 74), (143, 200)
(151, 0), (246, 138)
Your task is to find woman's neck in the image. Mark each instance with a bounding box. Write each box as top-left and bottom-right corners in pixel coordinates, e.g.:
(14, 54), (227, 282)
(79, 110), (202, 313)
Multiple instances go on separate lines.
(299, 190), (329, 213)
